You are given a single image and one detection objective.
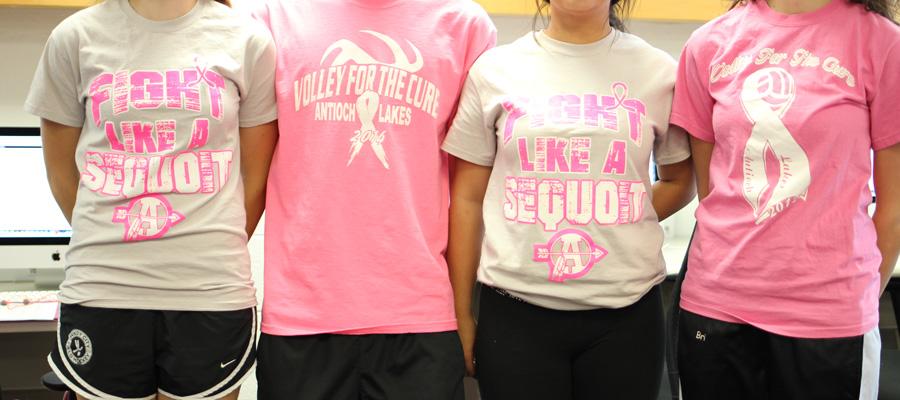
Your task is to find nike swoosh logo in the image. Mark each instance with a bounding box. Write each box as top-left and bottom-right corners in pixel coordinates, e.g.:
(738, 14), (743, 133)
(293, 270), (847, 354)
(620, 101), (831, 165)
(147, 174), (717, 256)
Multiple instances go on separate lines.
(220, 360), (236, 369)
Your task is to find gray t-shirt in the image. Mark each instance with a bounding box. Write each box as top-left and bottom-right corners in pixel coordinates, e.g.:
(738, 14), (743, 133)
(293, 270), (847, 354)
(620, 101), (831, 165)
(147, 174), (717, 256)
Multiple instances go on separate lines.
(442, 31), (690, 310)
(25, 0), (277, 311)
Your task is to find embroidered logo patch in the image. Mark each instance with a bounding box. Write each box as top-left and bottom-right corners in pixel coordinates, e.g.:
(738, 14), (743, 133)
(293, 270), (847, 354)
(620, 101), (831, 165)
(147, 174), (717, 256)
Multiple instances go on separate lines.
(65, 329), (93, 365)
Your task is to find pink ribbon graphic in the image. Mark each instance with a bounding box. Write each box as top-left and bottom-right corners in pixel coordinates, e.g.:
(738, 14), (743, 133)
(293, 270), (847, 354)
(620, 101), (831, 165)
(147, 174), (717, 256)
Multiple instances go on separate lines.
(347, 90), (389, 169)
(739, 67), (810, 224)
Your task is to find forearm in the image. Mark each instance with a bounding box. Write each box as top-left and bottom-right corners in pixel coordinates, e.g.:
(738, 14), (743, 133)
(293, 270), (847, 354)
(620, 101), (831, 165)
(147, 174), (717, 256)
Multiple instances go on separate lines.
(651, 178), (694, 221)
(243, 178), (266, 238)
(872, 143), (900, 294)
(46, 167), (79, 224)
(651, 158), (696, 221)
(239, 121), (278, 238)
(40, 119), (81, 224)
(689, 137), (713, 201)
(875, 209), (900, 294)
(447, 197), (483, 319)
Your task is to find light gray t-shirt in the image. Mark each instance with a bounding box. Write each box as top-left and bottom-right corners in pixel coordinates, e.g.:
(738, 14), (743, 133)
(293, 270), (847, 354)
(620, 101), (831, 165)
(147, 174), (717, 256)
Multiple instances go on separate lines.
(24, 0), (277, 311)
(442, 31), (690, 310)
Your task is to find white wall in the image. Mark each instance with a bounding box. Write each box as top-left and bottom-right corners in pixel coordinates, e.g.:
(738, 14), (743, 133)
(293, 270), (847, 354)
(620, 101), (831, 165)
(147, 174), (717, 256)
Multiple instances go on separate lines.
(0, 8), (72, 127)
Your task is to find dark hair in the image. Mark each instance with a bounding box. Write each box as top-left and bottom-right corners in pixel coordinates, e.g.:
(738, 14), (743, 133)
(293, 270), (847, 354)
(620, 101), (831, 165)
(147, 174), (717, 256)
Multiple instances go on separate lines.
(214, 0), (231, 7)
(534, 0), (635, 32)
(731, 0), (897, 22)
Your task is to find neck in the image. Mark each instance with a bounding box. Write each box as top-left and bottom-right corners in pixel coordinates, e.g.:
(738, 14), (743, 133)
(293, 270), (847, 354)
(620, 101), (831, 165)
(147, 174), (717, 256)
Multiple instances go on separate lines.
(544, 9), (612, 44)
(128, 0), (199, 21)
(765, 0), (833, 14)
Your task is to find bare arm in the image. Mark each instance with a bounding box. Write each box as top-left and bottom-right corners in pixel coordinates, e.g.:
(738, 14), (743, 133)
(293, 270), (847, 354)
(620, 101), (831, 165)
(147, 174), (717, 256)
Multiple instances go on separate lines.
(40, 118), (81, 224)
(874, 143), (900, 295)
(240, 121), (278, 238)
(651, 126), (696, 221)
(447, 156), (491, 376)
(689, 136), (714, 202)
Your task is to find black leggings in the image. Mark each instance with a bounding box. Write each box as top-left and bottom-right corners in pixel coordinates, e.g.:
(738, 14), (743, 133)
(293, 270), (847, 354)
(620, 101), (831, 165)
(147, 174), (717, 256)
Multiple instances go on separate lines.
(474, 285), (664, 400)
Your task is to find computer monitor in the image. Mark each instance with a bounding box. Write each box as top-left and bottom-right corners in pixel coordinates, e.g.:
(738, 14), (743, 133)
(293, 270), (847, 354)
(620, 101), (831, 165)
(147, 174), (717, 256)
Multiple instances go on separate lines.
(0, 127), (71, 270)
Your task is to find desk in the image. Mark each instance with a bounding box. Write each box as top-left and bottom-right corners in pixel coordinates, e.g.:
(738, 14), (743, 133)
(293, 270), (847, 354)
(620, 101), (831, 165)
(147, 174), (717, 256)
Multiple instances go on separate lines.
(0, 279), (60, 396)
(0, 320), (55, 333)
(0, 325), (56, 396)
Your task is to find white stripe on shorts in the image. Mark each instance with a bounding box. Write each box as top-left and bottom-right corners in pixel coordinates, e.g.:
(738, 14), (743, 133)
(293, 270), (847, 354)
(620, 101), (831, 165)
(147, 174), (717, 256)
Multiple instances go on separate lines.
(859, 328), (881, 400)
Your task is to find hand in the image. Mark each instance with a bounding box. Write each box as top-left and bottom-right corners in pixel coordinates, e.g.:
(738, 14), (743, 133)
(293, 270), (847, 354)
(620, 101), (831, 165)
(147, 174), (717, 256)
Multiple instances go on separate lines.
(457, 313), (477, 377)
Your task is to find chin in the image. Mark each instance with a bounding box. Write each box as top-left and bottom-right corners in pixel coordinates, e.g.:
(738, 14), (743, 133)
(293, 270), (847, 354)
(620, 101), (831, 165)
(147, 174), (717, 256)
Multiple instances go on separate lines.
(550, 0), (610, 14)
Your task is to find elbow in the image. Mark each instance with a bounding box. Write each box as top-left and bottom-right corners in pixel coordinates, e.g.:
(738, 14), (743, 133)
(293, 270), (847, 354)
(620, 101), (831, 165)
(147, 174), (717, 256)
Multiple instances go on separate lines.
(873, 208), (900, 239)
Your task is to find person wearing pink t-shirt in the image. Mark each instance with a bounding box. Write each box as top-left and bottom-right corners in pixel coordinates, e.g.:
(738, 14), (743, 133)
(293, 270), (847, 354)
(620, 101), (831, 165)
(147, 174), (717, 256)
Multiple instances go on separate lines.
(249, 1), (496, 399)
(671, 0), (900, 398)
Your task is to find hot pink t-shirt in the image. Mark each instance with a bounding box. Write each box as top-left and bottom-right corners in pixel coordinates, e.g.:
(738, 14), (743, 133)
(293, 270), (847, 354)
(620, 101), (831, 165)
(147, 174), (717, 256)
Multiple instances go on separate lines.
(671, 0), (900, 338)
(252, 0), (496, 335)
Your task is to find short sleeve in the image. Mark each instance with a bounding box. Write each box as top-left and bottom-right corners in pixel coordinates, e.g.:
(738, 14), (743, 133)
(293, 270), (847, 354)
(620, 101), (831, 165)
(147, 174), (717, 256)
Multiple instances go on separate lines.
(245, 0), (271, 31)
(238, 27), (277, 128)
(653, 125), (691, 165)
(670, 37), (716, 143)
(870, 41), (900, 150)
(24, 25), (84, 128)
(441, 72), (496, 167)
(462, 5), (498, 71)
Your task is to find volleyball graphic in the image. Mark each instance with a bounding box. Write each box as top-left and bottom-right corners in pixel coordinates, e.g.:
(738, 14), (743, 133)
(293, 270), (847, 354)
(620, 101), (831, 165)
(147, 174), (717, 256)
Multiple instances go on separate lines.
(742, 67), (796, 119)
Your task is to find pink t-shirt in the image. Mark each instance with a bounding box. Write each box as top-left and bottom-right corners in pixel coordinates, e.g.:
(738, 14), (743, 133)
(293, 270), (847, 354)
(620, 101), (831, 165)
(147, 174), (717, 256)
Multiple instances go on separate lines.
(671, 0), (900, 338)
(252, 0), (496, 335)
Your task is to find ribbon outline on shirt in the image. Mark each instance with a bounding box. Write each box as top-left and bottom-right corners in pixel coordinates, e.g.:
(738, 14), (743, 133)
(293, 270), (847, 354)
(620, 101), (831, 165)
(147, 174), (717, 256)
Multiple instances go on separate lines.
(739, 67), (811, 224)
(348, 90), (389, 169)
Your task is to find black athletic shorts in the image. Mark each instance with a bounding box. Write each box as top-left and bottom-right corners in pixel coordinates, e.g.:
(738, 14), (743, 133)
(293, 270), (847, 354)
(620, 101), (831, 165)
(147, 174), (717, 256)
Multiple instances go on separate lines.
(257, 330), (465, 400)
(678, 310), (881, 400)
(49, 303), (257, 400)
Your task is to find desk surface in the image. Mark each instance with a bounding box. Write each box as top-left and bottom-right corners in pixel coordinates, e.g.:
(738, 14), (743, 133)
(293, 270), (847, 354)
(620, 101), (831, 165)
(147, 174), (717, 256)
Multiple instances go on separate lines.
(662, 236), (900, 278)
(0, 320), (56, 333)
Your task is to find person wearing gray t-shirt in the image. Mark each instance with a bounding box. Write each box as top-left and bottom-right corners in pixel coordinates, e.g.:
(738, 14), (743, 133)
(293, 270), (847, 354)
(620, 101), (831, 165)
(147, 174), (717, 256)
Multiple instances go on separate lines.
(442, 1), (695, 398)
(25, 0), (277, 398)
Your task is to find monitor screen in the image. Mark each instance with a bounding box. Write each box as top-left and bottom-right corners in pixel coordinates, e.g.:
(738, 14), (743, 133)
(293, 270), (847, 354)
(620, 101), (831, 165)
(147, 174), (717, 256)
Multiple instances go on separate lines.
(0, 128), (71, 243)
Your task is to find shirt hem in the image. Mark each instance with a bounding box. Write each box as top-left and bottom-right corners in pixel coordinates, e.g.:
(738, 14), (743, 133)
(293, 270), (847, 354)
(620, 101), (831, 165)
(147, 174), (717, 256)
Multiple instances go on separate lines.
(679, 297), (878, 339)
(59, 297), (258, 312)
(872, 132), (900, 151)
(261, 319), (458, 336)
(655, 150), (692, 166)
(239, 112), (278, 128)
(441, 143), (494, 167)
(670, 112), (714, 143)
(490, 272), (667, 311)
